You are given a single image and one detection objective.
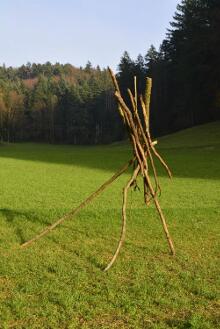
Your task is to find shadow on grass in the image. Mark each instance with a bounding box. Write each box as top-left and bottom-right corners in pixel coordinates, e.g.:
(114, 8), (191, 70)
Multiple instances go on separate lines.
(0, 207), (101, 246)
(0, 142), (220, 180)
(0, 208), (109, 270)
(0, 208), (53, 244)
(1, 205), (219, 272)
(0, 208), (50, 225)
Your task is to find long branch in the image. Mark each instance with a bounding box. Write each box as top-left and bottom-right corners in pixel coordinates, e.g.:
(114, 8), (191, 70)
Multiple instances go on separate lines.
(140, 96), (172, 178)
(21, 158), (135, 249)
(128, 88), (161, 195)
(144, 171), (175, 255)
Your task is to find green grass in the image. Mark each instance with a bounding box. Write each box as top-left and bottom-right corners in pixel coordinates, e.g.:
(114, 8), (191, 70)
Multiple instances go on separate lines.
(0, 121), (219, 328)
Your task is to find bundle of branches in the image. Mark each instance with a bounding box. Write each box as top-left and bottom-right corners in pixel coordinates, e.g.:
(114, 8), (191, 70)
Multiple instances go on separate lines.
(21, 68), (175, 271)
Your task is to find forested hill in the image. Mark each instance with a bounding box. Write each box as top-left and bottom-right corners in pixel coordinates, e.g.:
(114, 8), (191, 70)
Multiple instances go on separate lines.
(0, 0), (220, 144)
(0, 63), (122, 144)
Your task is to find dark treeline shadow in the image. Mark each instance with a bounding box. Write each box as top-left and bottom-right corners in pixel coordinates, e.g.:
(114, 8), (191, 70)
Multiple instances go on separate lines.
(0, 140), (219, 180)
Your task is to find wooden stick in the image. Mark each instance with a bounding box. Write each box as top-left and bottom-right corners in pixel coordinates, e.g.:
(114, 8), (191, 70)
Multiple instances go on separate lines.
(134, 76), (137, 112)
(140, 96), (172, 178)
(144, 180), (151, 206)
(21, 158), (135, 249)
(114, 91), (147, 177)
(104, 165), (140, 271)
(114, 91), (148, 169)
(145, 77), (152, 128)
(144, 172), (175, 255)
(128, 88), (161, 195)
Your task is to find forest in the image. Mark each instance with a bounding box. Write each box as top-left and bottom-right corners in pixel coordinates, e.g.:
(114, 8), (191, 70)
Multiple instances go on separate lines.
(0, 0), (219, 144)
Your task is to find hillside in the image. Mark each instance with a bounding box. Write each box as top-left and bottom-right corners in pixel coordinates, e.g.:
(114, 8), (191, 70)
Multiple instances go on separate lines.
(158, 121), (220, 149)
(0, 121), (219, 328)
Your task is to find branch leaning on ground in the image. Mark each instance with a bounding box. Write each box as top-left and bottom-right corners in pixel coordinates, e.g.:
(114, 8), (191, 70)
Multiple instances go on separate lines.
(20, 158), (134, 249)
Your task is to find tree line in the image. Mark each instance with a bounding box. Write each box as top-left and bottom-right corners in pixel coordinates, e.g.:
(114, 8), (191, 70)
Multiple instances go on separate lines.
(117, 0), (220, 136)
(0, 0), (219, 144)
(0, 63), (123, 144)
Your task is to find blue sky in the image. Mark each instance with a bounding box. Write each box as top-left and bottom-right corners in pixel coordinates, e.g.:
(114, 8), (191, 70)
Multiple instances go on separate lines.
(0, 0), (179, 70)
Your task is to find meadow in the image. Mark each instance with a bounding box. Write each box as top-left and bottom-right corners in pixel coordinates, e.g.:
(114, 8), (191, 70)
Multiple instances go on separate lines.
(0, 121), (219, 328)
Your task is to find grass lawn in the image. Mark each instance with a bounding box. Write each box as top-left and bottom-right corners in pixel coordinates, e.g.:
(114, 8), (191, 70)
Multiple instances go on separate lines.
(0, 121), (219, 328)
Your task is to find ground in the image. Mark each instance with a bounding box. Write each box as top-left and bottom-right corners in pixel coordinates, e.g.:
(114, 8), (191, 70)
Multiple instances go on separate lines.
(0, 121), (219, 328)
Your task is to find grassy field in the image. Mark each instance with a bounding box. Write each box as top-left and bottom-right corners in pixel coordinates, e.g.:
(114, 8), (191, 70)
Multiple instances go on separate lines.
(0, 121), (219, 328)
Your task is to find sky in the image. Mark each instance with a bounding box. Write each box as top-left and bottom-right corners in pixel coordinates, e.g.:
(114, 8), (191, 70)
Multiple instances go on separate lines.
(0, 0), (179, 71)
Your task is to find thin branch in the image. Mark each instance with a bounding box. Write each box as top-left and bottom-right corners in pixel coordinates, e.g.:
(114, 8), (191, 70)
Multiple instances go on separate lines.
(128, 89), (161, 195)
(134, 76), (138, 113)
(104, 165), (140, 271)
(140, 96), (172, 178)
(144, 171), (175, 255)
(145, 77), (152, 128)
(21, 158), (135, 249)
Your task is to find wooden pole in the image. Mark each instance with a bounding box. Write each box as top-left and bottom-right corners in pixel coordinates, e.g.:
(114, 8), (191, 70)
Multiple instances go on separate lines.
(21, 158), (135, 249)
(104, 165), (140, 271)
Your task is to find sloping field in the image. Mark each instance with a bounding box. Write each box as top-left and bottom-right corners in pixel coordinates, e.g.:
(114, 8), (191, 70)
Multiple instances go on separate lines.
(0, 122), (219, 328)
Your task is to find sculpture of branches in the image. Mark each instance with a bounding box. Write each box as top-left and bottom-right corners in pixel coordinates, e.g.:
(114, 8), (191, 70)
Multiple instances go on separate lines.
(21, 68), (175, 271)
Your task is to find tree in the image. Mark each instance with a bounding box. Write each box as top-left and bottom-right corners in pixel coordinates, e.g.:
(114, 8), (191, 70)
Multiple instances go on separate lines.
(0, 89), (24, 142)
(163, 0), (220, 126)
(0, 91), (7, 142)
